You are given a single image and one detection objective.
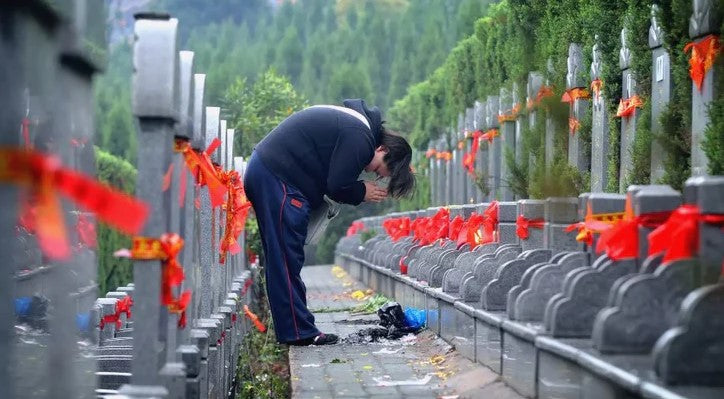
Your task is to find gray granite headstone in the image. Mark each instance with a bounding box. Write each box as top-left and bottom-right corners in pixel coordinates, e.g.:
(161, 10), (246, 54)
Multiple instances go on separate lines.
(649, 5), (671, 183)
(200, 106), (220, 318)
(590, 36), (610, 192)
(126, 14), (179, 392)
(428, 140), (438, 205)
(486, 95), (500, 199)
(192, 74), (206, 148)
(465, 107), (476, 203)
(498, 201), (518, 244)
(526, 72), (543, 171)
(475, 100), (490, 201)
(499, 87), (515, 201)
(544, 198), (579, 253)
(512, 82), (524, 167)
(544, 59), (556, 166)
(618, 27), (640, 191)
(689, 0), (718, 175)
(566, 43), (590, 172)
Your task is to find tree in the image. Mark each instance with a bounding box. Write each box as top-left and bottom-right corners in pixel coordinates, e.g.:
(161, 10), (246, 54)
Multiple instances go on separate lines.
(326, 63), (373, 103)
(223, 69), (308, 157)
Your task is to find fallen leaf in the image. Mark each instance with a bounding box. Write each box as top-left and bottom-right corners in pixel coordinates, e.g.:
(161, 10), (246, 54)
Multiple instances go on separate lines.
(363, 365), (374, 370)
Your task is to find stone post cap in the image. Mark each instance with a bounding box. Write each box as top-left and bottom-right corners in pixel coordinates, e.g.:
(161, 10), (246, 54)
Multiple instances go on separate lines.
(545, 197), (579, 223)
(224, 299), (238, 313)
(588, 193), (626, 214)
(689, 0), (718, 38)
(194, 319), (221, 344)
(577, 193), (590, 219)
(177, 345), (200, 377)
(462, 204), (477, 217)
(211, 311), (230, 330)
(117, 286), (134, 294)
(132, 16), (179, 119)
(683, 175), (710, 204)
(192, 74), (206, 147)
(498, 202), (518, 222)
(475, 203), (491, 213)
(189, 329), (209, 358)
(117, 384), (169, 398)
(485, 96), (500, 129)
(106, 292), (129, 300)
(178, 50), (195, 139)
(696, 175), (724, 213)
(518, 200), (546, 219)
(633, 186), (681, 215)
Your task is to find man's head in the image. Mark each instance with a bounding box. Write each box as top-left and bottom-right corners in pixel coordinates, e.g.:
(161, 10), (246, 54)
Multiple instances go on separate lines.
(364, 128), (415, 198)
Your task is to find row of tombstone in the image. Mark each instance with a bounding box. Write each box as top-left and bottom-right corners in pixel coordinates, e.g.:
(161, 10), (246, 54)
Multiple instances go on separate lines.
(429, 1), (720, 206)
(1, 5), (258, 399)
(336, 175), (724, 399)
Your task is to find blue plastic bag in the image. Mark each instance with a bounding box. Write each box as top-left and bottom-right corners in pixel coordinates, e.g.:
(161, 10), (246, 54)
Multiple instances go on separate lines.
(403, 307), (426, 329)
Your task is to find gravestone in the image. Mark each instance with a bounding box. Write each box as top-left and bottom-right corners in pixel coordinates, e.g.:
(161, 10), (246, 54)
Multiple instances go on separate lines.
(200, 106), (220, 319)
(456, 114), (466, 204)
(591, 36), (610, 192)
(649, 5), (671, 183)
(526, 72), (543, 171)
(192, 74), (206, 148)
(123, 13), (180, 396)
(543, 198), (580, 253)
(545, 59), (556, 166)
(465, 107), (476, 203)
(474, 100), (489, 201)
(486, 95), (500, 199)
(444, 136), (453, 205)
(427, 141), (438, 205)
(566, 43), (590, 172)
(499, 87), (515, 201)
(618, 27), (640, 191)
(689, 0), (719, 175)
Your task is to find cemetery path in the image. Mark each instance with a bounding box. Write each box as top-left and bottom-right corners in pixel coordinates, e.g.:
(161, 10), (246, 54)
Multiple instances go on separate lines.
(289, 265), (524, 399)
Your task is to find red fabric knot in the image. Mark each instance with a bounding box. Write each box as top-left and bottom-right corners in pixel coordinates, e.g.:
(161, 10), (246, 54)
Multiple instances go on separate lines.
(516, 215), (544, 240)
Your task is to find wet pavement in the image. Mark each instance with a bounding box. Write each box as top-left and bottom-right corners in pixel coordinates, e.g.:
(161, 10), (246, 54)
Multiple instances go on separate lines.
(289, 265), (525, 399)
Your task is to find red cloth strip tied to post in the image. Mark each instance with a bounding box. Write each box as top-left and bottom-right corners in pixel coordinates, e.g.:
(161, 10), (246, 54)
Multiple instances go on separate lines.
(448, 215), (465, 241)
(590, 79), (603, 100)
(463, 130), (484, 175)
(684, 34), (720, 92)
(244, 305), (266, 332)
(565, 203), (625, 246)
(457, 212), (485, 249)
(516, 215), (544, 240)
(481, 129), (499, 143)
(0, 147), (149, 260)
(219, 169), (252, 264)
(527, 85), (554, 110)
(425, 149), (437, 159)
(129, 234), (192, 328)
(383, 217), (411, 242)
(497, 103), (521, 124)
(568, 117), (581, 136)
(561, 87), (591, 103)
(480, 201), (499, 245)
(615, 95), (644, 118)
(346, 221), (365, 236)
(648, 204), (724, 264)
(99, 303), (123, 331)
(595, 207), (673, 261)
(174, 138), (227, 208)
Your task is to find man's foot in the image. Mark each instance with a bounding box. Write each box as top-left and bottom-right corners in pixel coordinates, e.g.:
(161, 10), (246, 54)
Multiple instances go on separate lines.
(287, 333), (339, 346)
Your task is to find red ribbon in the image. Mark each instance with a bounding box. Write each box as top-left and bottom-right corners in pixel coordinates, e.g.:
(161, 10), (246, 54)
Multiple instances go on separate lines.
(481, 129), (499, 143)
(1, 147), (149, 260)
(425, 149), (437, 159)
(383, 217), (411, 241)
(449, 215), (465, 241)
(596, 211), (672, 261)
(21, 117), (32, 148)
(480, 201), (499, 244)
(463, 130), (483, 175)
(684, 34), (720, 92)
(219, 169), (252, 264)
(174, 138), (227, 208)
(615, 95), (644, 118)
(244, 305), (266, 332)
(648, 204), (724, 264)
(561, 87), (591, 103)
(76, 213), (97, 248)
(516, 215), (544, 240)
(457, 212), (485, 249)
(346, 221), (365, 236)
(590, 79), (603, 100)
(527, 85), (554, 110)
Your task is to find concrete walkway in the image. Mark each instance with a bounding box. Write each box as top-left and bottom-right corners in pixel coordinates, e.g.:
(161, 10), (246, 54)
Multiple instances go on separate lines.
(289, 265), (525, 399)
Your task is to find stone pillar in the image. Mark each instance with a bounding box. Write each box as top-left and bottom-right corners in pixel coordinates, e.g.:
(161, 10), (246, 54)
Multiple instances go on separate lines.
(444, 136), (453, 206)
(544, 198), (579, 253)
(591, 37), (610, 192)
(498, 87), (515, 201)
(192, 74), (206, 148)
(427, 141), (437, 205)
(649, 6), (671, 183)
(200, 107), (220, 318)
(565, 43), (591, 172)
(465, 107), (476, 203)
(474, 100), (488, 201)
(456, 114), (466, 204)
(190, 74), (206, 326)
(436, 137), (446, 206)
(618, 27), (641, 191)
(544, 59), (556, 167)
(513, 82), (524, 166)
(518, 200), (546, 252)
(486, 95), (501, 199)
(689, 0), (719, 175)
(526, 72), (543, 171)
(125, 13), (179, 394)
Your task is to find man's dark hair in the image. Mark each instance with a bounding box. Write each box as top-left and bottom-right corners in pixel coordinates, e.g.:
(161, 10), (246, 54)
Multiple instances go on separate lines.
(381, 127), (415, 198)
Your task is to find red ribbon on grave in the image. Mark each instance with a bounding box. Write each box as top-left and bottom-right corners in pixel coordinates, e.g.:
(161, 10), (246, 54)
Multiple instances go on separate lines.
(383, 217), (411, 242)
(457, 212), (485, 249)
(615, 95), (644, 118)
(116, 296), (133, 319)
(241, 278), (253, 296)
(244, 305), (267, 332)
(162, 162), (174, 192)
(568, 117), (581, 136)
(425, 149), (437, 159)
(449, 215), (465, 241)
(497, 103), (521, 124)
(76, 213), (97, 249)
(481, 129), (499, 143)
(0, 147), (148, 260)
(480, 201), (499, 245)
(684, 34), (720, 92)
(436, 151), (453, 162)
(463, 130), (483, 175)
(590, 79), (603, 100)
(346, 221), (365, 236)
(561, 88), (591, 103)
(99, 310), (122, 330)
(527, 85), (554, 110)
(219, 169), (252, 264)
(21, 117), (32, 148)
(595, 198), (672, 261)
(129, 234), (191, 328)
(648, 204), (724, 264)
(424, 208), (451, 245)
(565, 203), (625, 246)
(516, 214), (544, 240)
(174, 138), (227, 208)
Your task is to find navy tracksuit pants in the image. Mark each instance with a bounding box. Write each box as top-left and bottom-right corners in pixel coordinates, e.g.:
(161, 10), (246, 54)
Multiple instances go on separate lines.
(243, 152), (319, 343)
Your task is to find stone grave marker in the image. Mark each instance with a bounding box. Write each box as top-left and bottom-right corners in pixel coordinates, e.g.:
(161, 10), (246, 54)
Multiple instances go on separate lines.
(649, 5), (671, 183)
(565, 43), (591, 172)
(499, 87), (516, 201)
(591, 36), (610, 192)
(618, 27), (641, 191)
(486, 95), (500, 199)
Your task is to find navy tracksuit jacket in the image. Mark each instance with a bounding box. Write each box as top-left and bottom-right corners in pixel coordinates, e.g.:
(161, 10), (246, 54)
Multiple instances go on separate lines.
(244, 99), (382, 342)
